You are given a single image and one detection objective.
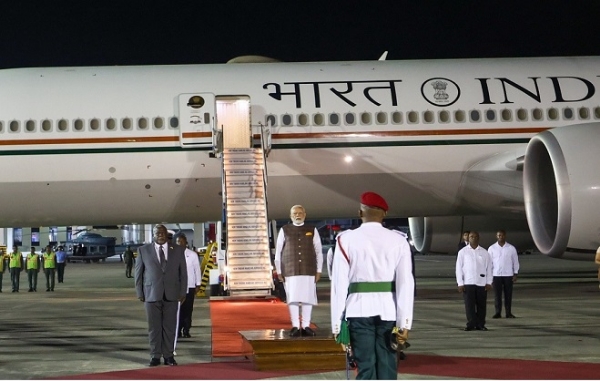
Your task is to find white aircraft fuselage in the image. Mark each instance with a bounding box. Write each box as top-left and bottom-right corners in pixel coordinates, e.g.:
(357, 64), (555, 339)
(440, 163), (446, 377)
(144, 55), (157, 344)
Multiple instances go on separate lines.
(1, 56), (600, 258)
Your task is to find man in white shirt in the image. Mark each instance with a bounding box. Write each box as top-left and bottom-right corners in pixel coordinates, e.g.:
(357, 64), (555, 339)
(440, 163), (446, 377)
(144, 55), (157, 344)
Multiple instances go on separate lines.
(274, 205), (323, 337)
(331, 192), (414, 379)
(456, 231), (493, 331)
(176, 234), (202, 338)
(488, 230), (520, 318)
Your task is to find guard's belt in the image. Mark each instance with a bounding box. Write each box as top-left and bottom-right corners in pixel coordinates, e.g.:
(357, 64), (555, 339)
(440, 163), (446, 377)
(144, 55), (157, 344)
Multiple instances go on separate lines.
(348, 281), (395, 294)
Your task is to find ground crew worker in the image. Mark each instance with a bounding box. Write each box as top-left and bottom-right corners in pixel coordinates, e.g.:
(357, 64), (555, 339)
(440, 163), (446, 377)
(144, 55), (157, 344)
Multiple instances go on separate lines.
(123, 246), (135, 278)
(274, 205), (323, 337)
(26, 247), (41, 292)
(8, 245), (24, 292)
(0, 249), (6, 292)
(56, 246), (67, 283)
(331, 192), (414, 379)
(42, 245), (57, 292)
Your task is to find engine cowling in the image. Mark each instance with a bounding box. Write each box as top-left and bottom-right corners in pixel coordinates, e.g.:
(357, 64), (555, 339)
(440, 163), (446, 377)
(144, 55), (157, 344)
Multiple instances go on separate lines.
(408, 216), (533, 255)
(524, 122), (600, 259)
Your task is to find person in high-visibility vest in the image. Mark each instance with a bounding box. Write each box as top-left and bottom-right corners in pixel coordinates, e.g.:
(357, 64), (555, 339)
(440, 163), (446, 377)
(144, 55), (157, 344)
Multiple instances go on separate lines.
(42, 245), (57, 292)
(26, 247), (41, 292)
(8, 245), (24, 292)
(0, 250), (6, 293)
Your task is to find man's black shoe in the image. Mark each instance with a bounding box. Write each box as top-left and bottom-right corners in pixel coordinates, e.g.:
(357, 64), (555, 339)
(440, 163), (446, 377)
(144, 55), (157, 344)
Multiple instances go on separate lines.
(46, 289), (50, 292)
(464, 327), (474, 331)
(164, 357), (178, 366)
(28, 289), (33, 292)
(289, 327), (301, 337)
(506, 314), (516, 318)
(492, 313), (501, 319)
(302, 327), (316, 336)
(149, 358), (161, 367)
(398, 351), (407, 360)
(476, 326), (488, 331)
(183, 331), (191, 338)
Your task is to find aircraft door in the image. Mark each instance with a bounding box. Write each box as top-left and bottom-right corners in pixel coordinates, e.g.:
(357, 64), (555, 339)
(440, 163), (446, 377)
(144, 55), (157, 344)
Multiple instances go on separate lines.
(217, 96), (251, 149)
(178, 93), (215, 147)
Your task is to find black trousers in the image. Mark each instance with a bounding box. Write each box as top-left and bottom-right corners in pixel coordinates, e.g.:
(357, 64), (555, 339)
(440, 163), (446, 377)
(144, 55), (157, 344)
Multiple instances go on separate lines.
(463, 285), (487, 329)
(57, 263), (66, 282)
(178, 287), (196, 333)
(125, 261), (133, 277)
(493, 276), (514, 315)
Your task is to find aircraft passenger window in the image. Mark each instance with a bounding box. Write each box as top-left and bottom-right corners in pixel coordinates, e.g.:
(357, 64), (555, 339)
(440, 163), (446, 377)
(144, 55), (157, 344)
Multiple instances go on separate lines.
(298, 113), (309, 126)
(313, 113), (325, 126)
(360, 112), (372, 125)
(0, 121), (3, 133)
(74, 119), (84, 131)
(578, 107), (590, 120)
(485, 109), (496, 122)
(58, 119), (68, 131)
(516, 109), (527, 121)
(391, 111), (403, 124)
(169, 117), (179, 128)
(376, 112), (387, 124)
(90, 118), (100, 131)
(9, 120), (19, 133)
(41, 120), (52, 132)
(454, 110), (466, 122)
(562, 108), (574, 120)
(407, 111), (419, 124)
(25, 120), (36, 132)
(265, 115), (277, 127)
(329, 113), (340, 125)
(595, 107), (600, 119)
(137, 117), (148, 130)
(282, 114), (293, 126)
(532, 108), (543, 121)
(469, 110), (481, 122)
(423, 111), (434, 123)
(502, 109), (513, 122)
(153, 117), (164, 129)
(438, 110), (450, 123)
(105, 118), (116, 130)
(547, 108), (559, 120)
(122, 118), (132, 130)
(344, 113), (355, 125)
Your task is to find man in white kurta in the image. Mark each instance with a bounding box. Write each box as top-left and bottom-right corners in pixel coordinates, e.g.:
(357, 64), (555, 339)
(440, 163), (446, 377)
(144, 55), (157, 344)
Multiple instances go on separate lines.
(274, 205), (323, 337)
(331, 192), (414, 380)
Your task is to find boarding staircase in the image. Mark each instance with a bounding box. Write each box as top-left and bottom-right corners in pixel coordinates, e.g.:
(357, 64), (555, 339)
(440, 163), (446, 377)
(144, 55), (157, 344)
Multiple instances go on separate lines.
(222, 147), (273, 296)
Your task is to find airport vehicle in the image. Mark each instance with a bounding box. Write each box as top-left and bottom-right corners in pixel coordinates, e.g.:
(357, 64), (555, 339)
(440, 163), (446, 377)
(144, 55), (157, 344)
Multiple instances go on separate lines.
(64, 232), (116, 263)
(0, 56), (599, 262)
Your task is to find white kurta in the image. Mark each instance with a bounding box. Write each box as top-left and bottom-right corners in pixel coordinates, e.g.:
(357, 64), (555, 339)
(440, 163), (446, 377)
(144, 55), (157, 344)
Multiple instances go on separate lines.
(274, 224), (323, 305)
(330, 223), (414, 333)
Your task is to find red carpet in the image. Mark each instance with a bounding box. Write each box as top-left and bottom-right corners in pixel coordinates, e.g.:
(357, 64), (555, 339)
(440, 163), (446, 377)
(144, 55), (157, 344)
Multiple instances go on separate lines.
(209, 298), (315, 357)
(402, 354), (600, 379)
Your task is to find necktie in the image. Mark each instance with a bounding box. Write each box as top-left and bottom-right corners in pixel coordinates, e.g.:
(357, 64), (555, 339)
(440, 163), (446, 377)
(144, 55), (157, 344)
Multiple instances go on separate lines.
(159, 245), (167, 272)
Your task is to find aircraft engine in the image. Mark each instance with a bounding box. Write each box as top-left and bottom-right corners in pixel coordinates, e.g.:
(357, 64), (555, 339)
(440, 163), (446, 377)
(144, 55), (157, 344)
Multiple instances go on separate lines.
(408, 216), (533, 255)
(523, 122), (600, 259)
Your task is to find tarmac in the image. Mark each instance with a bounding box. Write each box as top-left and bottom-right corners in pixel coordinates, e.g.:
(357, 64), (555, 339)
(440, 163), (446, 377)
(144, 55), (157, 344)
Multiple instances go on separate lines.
(0, 252), (599, 379)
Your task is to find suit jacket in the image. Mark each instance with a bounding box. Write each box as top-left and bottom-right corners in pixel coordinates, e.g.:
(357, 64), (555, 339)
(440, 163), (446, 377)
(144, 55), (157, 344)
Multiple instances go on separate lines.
(135, 243), (187, 302)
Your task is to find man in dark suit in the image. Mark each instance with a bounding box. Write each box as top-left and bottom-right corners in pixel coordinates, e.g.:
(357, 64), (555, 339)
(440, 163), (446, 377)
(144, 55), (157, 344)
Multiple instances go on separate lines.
(135, 225), (187, 367)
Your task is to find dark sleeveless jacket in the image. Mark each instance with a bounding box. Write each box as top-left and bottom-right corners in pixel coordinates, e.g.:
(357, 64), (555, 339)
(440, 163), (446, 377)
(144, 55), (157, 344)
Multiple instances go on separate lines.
(281, 224), (317, 276)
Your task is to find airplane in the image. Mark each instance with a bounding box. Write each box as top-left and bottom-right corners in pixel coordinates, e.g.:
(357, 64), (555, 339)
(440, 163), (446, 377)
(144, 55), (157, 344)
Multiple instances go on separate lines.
(1, 55), (599, 261)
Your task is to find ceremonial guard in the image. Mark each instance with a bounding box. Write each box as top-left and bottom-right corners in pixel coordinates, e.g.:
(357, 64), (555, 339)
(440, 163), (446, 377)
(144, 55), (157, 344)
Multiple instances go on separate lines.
(8, 245), (24, 292)
(331, 192), (414, 379)
(274, 205), (323, 337)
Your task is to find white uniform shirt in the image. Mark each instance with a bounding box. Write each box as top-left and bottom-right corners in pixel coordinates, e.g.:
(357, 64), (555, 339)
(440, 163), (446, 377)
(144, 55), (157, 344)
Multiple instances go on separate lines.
(330, 223), (414, 333)
(184, 248), (202, 288)
(488, 242), (519, 276)
(456, 245), (493, 287)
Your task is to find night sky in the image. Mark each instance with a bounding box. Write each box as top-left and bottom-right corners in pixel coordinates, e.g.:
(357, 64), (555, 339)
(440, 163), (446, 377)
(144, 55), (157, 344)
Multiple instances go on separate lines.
(1, 1), (600, 69)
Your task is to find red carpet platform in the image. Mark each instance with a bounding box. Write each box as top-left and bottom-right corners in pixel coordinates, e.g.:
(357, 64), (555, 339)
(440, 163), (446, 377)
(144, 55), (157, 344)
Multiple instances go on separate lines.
(209, 298), (316, 357)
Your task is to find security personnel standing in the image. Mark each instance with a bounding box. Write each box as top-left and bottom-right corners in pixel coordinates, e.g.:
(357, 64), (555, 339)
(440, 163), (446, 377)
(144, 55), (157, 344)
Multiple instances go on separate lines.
(8, 245), (24, 292)
(42, 245), (57, 292)
(26, 247), (41, 292)
(0, 249), (6, 292)
(331, 192), (414, 380)
(123, 246), (135, 278)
